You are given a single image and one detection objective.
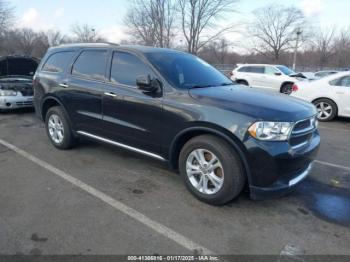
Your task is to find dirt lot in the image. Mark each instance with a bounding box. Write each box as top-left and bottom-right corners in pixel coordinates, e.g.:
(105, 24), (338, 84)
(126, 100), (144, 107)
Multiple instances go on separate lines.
(0, 108), (349, 256)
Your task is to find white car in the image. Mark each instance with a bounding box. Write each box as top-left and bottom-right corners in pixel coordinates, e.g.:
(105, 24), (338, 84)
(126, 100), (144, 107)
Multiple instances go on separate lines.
(231, 64), (302, 94)
(291, 72), (350, 121)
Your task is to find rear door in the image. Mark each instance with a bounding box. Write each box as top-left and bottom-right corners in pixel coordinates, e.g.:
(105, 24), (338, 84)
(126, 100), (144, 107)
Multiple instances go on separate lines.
(101, 50), (163, 154)
(35, 51), (76, 113)
(63, 49), (109, 134)
(247, 66), (265, 88)
(333, 76), (350, 116)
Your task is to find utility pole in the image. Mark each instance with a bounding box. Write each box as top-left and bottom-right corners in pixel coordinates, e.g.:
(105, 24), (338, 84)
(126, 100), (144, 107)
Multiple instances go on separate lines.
(91, 28), (96, 42)
(293, 28), (302, 71)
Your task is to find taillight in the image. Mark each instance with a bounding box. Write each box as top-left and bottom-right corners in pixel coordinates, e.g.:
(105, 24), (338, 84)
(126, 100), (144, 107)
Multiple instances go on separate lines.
(292, 84), (298, 92)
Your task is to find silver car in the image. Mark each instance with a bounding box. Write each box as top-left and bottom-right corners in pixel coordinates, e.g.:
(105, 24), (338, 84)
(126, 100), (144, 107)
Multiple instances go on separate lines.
(0, 56), (38, 111)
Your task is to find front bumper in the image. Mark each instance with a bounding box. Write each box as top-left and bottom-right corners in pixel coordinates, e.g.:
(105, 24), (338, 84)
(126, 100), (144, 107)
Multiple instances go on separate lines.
(245, 129), (320, 200)
(250, 163), (313, 199)
(0, 95), (34, 110)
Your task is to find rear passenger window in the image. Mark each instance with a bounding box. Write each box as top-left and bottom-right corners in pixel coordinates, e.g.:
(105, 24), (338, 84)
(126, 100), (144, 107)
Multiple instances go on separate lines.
(249, 67), (264, 74)
(110, 51), (153, 86)
(42, 52), (75, 73)
(72, 50), (108, 81)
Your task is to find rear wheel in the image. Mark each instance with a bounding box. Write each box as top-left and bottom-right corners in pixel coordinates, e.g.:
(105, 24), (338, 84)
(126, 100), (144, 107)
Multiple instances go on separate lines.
(179, 135), (245, 205)
(313, 98), (337, 121)
(236, 80), (249, 86)
(45, 106), (77, 149)
(280, 83), (293, 95)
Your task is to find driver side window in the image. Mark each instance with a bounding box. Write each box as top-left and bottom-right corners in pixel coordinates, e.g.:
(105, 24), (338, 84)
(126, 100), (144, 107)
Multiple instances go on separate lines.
(330, 76), (350, 87)
(339, 76), (350, 87)
(110, 51), (153, 87)
(265, 66), (278, 75)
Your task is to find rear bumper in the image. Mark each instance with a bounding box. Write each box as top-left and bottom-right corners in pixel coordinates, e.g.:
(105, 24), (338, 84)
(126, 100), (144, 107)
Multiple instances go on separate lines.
(0, 96), (34, 109)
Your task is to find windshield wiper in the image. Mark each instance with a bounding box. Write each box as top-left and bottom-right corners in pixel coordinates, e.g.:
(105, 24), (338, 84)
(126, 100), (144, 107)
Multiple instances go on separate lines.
(189, 82), (233, 89)
(218, 82), (234, 86)
(189, 84), (213, 89)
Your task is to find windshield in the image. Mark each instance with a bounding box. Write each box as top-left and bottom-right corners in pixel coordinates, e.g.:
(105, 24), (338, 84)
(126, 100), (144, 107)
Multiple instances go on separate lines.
(145, 52), (232, 89)
(276, 65), (295, 76)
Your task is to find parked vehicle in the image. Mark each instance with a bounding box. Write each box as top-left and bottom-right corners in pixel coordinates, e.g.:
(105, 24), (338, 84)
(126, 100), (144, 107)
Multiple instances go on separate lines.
(314, 70), (339, 79)
(34, 43), (320, 205)
(0, 56), (39, 111)
(291, 71), (350, 121)
(230, 64), (305, 94)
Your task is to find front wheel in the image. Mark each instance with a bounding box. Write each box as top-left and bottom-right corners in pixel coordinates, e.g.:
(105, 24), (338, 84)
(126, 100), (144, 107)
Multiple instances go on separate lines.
(179, 135), (245, 205)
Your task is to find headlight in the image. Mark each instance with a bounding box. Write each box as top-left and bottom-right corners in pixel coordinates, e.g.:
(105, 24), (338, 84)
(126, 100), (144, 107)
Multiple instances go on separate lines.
(0, 90), (17, 96)
(248, 121), (294, 141)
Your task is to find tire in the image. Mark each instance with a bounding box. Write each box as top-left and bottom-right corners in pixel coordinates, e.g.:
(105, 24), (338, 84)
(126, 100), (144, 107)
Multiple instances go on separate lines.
(236, 80), (249, 86)
(45, 106), (76, 149)
(179, 135), (245, 205)
(280, 83), (293, 95)
(313, 98), (337, 122)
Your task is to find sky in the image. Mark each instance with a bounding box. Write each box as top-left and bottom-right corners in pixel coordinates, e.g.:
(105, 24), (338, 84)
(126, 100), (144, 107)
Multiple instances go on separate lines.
(7, 0), (350, 43)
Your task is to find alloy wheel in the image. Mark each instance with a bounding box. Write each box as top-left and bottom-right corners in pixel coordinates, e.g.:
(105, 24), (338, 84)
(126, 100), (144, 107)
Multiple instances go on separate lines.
(186, 149), (224, 195)
(48, 114), (64, 144)
(315, 102), (333, 120)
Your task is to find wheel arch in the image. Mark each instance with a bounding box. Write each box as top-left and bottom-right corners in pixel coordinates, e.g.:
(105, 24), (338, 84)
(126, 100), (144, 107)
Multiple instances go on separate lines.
(236, 79), (249, 86)
(280, 81), (294, 92)
(169, 126), (252, 184)
(41, 96), (72, 125)
(312, 97), (339, 115)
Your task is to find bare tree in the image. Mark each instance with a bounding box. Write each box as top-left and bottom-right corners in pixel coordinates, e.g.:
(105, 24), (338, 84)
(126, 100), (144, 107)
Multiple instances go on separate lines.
(0, 0), (12, 30)
(311, 26), (336, 69)
(0, 0), (14, 50)
(44, 30), (67, 46)
(14, 28), (39, 55)
(249, 5), (305, 62)
(333, 27), (350, 68)
(206, 37), (230, 64)
(179, 0), (236, 54)
(124, 0), (176, 47)
(71, 23), (105, 42)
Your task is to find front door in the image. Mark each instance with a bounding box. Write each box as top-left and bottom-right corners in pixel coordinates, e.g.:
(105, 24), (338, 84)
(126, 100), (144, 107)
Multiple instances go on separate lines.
(334, 75), (350, 115)
(262, 66), (281, 90)
(101, 51), (163, 154)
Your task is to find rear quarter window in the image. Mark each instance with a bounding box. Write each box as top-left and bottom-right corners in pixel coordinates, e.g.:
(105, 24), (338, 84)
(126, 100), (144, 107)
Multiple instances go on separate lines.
(42, 51), (75, 73)
(238, 67), (249, 72)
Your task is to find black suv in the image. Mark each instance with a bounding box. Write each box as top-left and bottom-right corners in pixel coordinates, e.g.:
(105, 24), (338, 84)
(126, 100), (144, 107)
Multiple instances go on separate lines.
(34, 43), (320, 205)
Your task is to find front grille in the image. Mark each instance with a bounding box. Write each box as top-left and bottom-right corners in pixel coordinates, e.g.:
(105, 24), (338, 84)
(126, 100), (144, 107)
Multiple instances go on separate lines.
(16, 101), (33, 106)
(292, 118), (315, 134)
(289, 116), (317, 149)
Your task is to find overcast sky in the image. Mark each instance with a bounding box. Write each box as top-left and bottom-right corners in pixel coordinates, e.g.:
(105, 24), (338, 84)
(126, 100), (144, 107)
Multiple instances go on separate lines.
(8, 0), (350, 43)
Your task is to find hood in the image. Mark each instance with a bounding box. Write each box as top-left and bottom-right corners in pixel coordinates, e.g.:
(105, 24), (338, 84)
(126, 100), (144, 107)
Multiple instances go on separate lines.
(189, 85), (317, 122)
(0, 57), (38, 78)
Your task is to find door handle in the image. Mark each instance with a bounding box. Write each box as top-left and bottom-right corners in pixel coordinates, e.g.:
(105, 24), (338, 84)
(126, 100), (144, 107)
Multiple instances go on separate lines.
(59, 83), (69, 88)
(104, 92), (118, 97)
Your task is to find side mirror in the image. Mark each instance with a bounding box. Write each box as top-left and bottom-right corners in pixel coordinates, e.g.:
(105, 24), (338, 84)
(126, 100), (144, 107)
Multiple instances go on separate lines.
(136, 75), (161, 93)
(275, 72), (282, 76)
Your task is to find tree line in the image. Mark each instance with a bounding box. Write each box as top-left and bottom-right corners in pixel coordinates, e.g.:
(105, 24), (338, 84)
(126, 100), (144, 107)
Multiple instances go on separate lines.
(0, 0), (349, 70)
